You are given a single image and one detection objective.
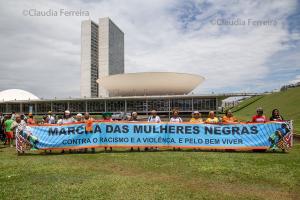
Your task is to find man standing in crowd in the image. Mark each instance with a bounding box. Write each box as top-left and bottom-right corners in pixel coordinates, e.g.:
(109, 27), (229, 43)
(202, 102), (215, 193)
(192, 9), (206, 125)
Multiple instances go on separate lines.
(0, 112), (3, 123)
(4, 114), (14, 147)
(83, 112), (95, 152)
(27, 113), (36, 125)
(128, 112), (139, 121)
(0, 112), (5, 142)
(47, 111), (56, 124)
(59, 110), (75, 124)
(11, 112), (16, 121)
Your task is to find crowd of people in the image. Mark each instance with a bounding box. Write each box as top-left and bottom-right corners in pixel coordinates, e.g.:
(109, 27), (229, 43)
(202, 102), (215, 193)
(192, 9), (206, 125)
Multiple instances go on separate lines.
(0, 108), (285, 151)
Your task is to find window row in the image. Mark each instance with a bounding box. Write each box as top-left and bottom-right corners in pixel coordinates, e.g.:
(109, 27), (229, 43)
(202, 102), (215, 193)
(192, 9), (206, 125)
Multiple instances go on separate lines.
(0, 98), (217, 114)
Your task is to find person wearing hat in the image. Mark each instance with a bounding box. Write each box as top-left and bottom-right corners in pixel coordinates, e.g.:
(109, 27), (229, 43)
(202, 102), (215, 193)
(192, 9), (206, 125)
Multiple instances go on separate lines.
(128, 112), (139, 121)
(252, 107), (267, 123)
(102, 112), (113, 122)
(75, 113), (83, 122)
(27, 113), (36, 125)
(190, 111), (203, 123)
(62, 110), (75, 124)
(47, 111), (56, 124)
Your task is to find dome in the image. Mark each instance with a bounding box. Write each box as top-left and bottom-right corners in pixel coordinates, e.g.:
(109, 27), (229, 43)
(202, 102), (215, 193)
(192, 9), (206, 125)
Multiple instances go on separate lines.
(97, 72), (205, 96)
(0, 89), (39, 102)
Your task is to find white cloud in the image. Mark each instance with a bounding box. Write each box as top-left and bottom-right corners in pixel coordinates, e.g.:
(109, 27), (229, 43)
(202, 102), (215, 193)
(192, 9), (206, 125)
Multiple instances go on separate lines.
(289, 75), (300, 84)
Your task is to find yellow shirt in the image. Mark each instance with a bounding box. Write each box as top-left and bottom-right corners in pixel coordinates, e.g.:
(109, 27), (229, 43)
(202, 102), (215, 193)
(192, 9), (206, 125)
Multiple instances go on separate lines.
(190, 118), (203, 123)
(205, 117), (219, 123)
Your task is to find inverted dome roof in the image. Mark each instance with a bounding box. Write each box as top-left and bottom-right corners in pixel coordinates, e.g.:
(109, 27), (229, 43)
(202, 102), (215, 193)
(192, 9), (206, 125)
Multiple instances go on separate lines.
(0, 89), (39, 102)
(97, 72), (204, 96)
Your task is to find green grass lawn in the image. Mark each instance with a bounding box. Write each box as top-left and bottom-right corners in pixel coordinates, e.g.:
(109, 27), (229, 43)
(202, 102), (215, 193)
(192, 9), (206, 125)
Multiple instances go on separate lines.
(1, 143), (300, 200)
(233, 87), (300, 134)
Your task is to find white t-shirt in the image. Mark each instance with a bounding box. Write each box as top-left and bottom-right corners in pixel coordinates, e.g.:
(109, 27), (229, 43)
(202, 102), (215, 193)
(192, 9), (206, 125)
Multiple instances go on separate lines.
(62, 117), (75, 124)
(48, 115), (56, 124)
(148, 115), (161, 123)
(170, 117), (183, 123)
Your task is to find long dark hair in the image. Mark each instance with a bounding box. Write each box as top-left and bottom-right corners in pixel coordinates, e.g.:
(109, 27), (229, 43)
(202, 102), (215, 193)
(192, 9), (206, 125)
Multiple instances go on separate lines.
(271, 109), (279, 117)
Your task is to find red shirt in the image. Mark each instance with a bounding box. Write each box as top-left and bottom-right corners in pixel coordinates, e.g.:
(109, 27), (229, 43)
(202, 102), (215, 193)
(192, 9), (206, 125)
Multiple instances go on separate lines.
(102, 119), (113, 122)
(252, 115), (267, 123)
(27, 118), (36, 125)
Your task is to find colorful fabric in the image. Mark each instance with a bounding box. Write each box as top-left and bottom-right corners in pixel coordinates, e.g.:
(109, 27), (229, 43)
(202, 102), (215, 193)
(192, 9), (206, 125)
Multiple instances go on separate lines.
(17, 121), (294, 153)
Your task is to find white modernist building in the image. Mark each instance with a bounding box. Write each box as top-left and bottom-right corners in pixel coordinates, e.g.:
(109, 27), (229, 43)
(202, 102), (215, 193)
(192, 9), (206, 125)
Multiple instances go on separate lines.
(97, 72), (205, 96)
(0, 89), (39, 102)
(80, 17), (124, 98)
(81, 17), (204, 98)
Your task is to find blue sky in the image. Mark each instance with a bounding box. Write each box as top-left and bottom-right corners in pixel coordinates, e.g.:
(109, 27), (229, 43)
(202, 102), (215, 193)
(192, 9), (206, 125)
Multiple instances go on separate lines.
(0, 0), (299, 98)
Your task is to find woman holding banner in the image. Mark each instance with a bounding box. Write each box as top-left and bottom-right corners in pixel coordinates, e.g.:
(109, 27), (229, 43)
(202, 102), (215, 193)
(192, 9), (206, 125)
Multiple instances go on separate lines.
(270, 109), (284, 121)
(190, 111), (203, 123)
(222, 110), (238, 123)
(170, 109), (183, 123)
(252, 107), (267, 123)
(170, 109), (182, 151)
(148, 110), (161, 123)
(205, 111), (219, 123)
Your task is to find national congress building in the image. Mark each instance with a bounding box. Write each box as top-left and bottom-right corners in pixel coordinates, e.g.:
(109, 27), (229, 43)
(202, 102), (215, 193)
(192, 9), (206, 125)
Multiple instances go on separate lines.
(81, 17), (124, 98)
(0, 17), (259, 115)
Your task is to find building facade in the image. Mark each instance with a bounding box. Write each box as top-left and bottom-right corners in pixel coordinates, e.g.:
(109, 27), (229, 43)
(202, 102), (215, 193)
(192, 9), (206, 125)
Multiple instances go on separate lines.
(0, 93), (259, 115)
(0, 95), (220, 115)
(80, 18), (124, 98)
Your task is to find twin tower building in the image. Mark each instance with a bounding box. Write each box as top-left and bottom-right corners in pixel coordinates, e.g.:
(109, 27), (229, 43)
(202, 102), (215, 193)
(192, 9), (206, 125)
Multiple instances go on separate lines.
(80, 18), (124, 98)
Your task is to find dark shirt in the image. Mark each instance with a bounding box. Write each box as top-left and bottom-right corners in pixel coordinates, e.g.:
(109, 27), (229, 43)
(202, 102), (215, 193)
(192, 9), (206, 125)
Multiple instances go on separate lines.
(270, 115), (284, 121)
